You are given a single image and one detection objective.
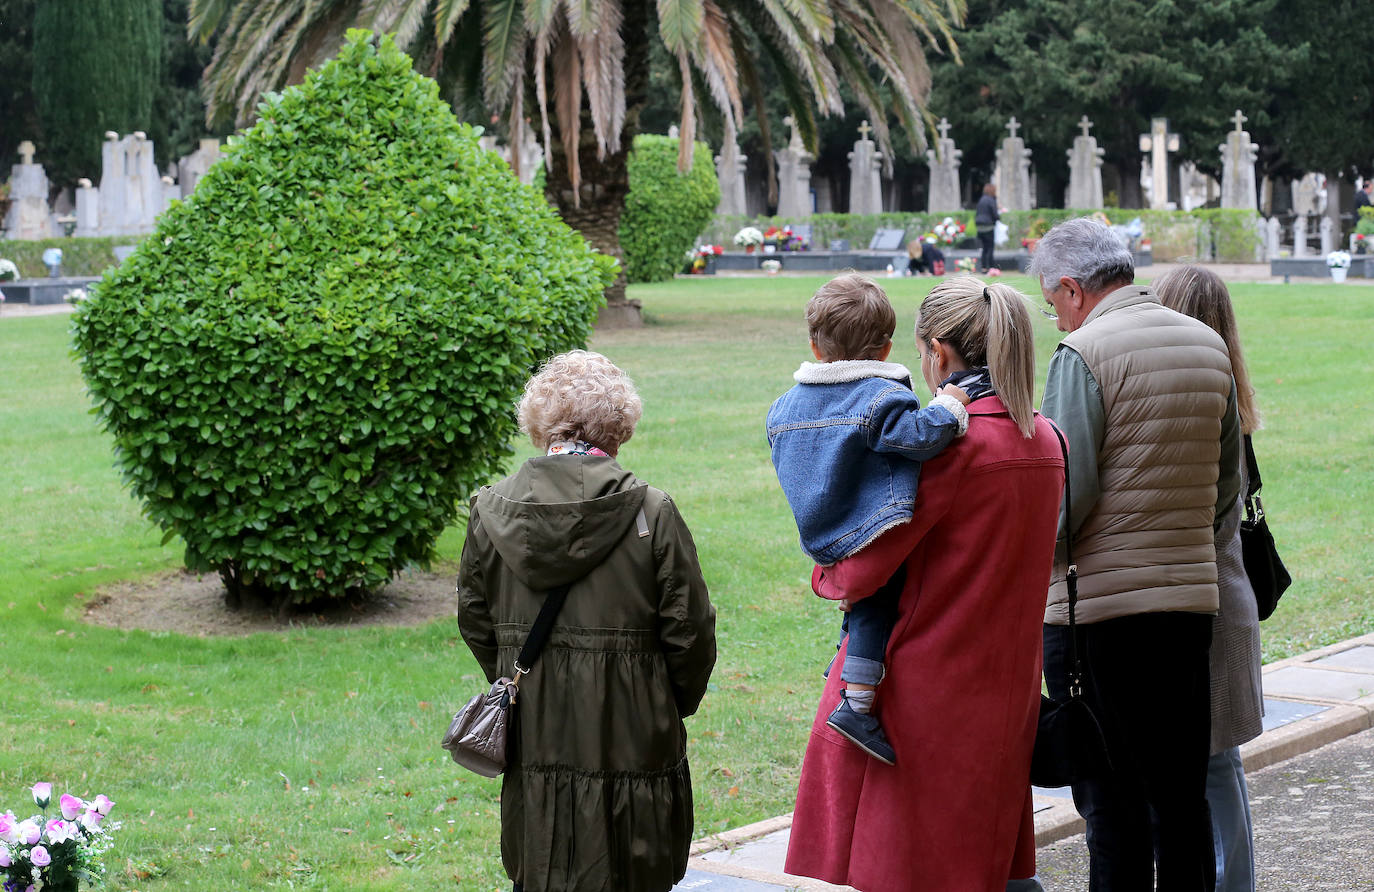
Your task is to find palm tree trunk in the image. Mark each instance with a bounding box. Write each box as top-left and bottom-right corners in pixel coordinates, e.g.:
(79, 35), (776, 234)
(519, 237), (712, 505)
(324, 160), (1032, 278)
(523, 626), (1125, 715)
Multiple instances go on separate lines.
(542, 0), (651, 327)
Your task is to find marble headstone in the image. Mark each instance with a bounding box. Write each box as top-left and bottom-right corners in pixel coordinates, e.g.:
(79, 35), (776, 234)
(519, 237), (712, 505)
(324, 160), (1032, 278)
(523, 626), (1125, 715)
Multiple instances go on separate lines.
(774, 116), (814, 219)
(3, 141), (56, 240)
(1141, 118), (1180, 210)
(1066, 116), (1104, 209)
(847, 120), (884, 215)
(1292, 214), (1308, 257)
(925, 117), (962, 214)
(1263, 216), (1280, 261)
(714, 132), (748, 216)
(177, 138), (222, 198)
(1220, 110), (1258, 211)
(74, 178), (100, 238)
(994, 117), (1032, 212)
(1319, 216), (1336, 255)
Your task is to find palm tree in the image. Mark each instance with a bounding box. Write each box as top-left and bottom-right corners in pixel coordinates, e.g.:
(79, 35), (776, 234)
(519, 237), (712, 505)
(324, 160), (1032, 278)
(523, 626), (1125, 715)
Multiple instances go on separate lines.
(189, 0), (966, 312)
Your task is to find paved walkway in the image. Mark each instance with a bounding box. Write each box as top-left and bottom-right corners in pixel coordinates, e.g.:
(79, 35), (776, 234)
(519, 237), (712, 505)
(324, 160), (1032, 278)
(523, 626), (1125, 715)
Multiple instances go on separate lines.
(677, 632), (1374, 891)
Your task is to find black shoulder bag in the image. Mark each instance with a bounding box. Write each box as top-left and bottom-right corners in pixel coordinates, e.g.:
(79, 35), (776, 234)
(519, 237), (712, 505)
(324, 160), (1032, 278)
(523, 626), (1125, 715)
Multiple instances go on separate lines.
(442, 582), (573, 777)
(1240, 434), (1291, 621)
(1030, 423), (1112, 789)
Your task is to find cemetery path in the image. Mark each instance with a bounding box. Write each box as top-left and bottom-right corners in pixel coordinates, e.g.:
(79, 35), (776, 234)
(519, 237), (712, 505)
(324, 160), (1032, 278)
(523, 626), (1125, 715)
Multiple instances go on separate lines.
(81, 567), (457, 635)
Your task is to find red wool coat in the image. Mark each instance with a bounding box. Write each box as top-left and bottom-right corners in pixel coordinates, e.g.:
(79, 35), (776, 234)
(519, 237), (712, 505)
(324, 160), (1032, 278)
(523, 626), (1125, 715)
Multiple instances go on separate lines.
(784, 398), (1065, 892)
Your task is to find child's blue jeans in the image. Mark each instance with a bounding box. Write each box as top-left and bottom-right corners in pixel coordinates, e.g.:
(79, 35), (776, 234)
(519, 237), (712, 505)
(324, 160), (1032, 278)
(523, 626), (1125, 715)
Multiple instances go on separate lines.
(839, 567), (903, 686)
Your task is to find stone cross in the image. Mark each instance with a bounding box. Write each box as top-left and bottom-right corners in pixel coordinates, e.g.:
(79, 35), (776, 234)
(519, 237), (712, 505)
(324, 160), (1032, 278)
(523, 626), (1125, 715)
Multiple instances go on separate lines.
(3, 139), (55, 239)
(858, 119), (872, 141)
(1140, 117), (1180, 209)
(1219, 109), (1258, 211)
(995, 118), (1032, 211)
(1067, 116), (1105, 209)
(926, 119), (962, 213)
(775, 116), (814, 218)
(714, 127), (749, 216)
(848, 121), (884, 214)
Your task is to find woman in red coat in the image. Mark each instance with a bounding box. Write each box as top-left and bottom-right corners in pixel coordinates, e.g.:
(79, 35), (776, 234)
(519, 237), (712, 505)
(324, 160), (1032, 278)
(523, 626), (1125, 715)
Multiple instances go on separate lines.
(785, 278), (1065, 892)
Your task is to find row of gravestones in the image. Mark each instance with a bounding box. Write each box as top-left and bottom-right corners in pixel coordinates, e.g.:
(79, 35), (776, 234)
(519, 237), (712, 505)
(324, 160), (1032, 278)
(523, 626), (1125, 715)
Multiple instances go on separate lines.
(714, 111), (1265, 218)
(2, 134), (222, 241)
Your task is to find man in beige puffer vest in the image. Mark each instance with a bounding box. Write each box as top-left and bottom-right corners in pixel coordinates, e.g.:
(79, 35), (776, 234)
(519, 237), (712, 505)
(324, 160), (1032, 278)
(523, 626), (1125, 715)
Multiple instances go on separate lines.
(1032, 218), (1241, 892)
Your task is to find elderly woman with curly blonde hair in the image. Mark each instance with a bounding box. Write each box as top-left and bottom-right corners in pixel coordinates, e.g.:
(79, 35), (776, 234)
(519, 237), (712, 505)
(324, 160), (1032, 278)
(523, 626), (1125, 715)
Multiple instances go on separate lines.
(456, 350), (717, 892)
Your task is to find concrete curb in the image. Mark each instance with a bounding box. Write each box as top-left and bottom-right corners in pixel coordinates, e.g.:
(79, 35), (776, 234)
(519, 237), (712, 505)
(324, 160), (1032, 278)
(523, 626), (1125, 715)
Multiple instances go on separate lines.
(687, 633), (1374, 887)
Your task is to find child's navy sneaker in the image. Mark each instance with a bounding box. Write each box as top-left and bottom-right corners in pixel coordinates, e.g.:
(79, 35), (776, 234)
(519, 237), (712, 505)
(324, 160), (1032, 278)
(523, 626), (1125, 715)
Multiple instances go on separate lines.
(825, 696), (896, 765)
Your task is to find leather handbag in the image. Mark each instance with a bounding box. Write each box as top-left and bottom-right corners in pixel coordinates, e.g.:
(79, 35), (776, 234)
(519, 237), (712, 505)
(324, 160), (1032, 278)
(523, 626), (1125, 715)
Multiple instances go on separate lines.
(442, 581), (573, 777)
(1240, 434), (1291, 621)
(1030, 423), (1111, 789)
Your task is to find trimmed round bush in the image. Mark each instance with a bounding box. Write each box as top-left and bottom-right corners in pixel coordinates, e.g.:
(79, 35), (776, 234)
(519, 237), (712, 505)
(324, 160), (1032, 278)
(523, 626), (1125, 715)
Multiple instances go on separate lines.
(72, 30), (616, 608)
(619, 134), (720, 283)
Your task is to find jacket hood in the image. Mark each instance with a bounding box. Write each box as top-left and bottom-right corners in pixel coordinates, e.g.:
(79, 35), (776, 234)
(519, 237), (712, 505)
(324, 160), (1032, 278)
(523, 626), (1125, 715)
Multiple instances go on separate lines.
(475, 455), (647, 589)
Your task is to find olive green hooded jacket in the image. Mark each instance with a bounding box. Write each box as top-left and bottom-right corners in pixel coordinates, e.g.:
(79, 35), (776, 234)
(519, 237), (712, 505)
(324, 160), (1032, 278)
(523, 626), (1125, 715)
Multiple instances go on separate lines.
(457, 455), (717, 892)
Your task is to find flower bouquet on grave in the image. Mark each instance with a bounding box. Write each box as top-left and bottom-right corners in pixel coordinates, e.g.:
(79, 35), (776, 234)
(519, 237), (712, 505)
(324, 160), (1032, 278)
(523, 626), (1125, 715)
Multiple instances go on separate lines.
(1327, 250), (1352, 269)
(733, 227), (764, 252)
(955, 257), (978, 273)
(761, 259), (782, 275)
(0, 784), (119, 892)
(0, 259), (19, 283)
(933, 217), (965, 245)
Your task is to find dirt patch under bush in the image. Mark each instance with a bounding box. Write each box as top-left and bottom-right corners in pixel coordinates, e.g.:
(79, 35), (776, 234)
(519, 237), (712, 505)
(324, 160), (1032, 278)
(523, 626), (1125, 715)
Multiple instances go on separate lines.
(81, 568), (458, 636)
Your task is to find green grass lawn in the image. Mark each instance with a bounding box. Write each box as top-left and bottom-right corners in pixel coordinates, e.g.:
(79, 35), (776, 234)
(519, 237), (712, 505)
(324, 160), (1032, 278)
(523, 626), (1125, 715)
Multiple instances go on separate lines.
(1, 274), (1370, 889)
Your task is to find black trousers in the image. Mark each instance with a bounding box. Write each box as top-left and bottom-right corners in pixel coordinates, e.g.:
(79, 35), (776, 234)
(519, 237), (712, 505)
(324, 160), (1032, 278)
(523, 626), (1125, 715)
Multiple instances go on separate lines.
(978, 230), (996, 270)
(1044, 612), (1216, 892)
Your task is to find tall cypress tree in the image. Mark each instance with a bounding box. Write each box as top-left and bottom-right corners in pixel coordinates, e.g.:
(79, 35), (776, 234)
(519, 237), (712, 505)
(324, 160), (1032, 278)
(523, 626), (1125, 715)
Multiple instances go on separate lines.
(32, 0), (161, 185)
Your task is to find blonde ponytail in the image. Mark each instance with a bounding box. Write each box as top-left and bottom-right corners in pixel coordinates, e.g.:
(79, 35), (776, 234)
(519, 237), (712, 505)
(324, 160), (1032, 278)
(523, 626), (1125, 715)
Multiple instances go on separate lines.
(915, 278), (1039, 438)
(984, 283), (1037, 438)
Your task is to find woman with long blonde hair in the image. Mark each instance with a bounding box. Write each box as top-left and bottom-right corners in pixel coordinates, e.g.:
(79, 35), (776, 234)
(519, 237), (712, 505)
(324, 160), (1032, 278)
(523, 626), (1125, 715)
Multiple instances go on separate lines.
(786, 277), (1064, 891)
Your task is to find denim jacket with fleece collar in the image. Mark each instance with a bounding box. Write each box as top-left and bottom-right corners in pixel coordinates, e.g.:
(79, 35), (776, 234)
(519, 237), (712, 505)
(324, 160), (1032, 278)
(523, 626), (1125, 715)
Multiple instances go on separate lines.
(767, 360), (968, 566)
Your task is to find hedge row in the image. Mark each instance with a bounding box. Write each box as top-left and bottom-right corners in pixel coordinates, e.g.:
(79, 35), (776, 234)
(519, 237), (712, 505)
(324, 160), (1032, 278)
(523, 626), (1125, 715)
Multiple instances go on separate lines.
(0, 236), (138, 277)
(701, 208), (1264, 263)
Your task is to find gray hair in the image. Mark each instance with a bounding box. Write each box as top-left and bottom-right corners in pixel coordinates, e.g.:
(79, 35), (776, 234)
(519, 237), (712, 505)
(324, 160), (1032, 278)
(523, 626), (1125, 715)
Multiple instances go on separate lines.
(1027, 217), (1134, 293)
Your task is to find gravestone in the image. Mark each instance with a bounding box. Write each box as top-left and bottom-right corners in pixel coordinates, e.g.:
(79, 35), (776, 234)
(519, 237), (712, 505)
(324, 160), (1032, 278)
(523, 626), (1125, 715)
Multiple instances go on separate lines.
(100, 131), (162, 236)
(994, 117), (1032, 211)
(514, 123), (543, 187)
(714, 132), (748, 216)
(3, 141), (56, 240)
(1320, 216), (1336, 255)
(1066, 116), (1104, 209)
(1293, 215), (1308, 257)
(1220, 110), (1258, 211)
(1264, 217), (1281, 261)
(74, 178), (100, 237)
(161, 175), (179, 209)
(177, 138), (222, 198)
(926, 117), (962, 213)
(1140, 118), (1180, 210)
(1292, 174), (1323, 217)
(868, 228), (905, 251)
(774, 116), (814, 219)
(847, 120), (884, 215)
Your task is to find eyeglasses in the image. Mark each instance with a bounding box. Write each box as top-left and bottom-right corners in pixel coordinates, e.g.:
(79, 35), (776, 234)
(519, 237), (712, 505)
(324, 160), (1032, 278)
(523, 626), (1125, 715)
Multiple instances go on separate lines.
(1033, 287), (1059, 321)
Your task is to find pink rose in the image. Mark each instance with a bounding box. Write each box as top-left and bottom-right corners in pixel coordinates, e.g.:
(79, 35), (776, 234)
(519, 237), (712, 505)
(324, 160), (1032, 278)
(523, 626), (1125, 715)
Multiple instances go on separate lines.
(58, 795), (83, 821)
(31, 783), (52, 808)
(92, 794), (114, 816)
(45, 819), (75, 845)
(0, 843), (11, 867)
(79, 810), (103, 831)
(0, 813), (17, 844)
(16, 820), (40, 845)
(29, 845), (51, 867)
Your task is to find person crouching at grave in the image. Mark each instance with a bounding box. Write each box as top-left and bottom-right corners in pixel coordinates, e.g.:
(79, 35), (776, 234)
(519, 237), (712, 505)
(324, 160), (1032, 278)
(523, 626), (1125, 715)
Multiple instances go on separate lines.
(907, 239), (929, 275)
(767, 273), (972, 765)
(456, 350), (717, 892)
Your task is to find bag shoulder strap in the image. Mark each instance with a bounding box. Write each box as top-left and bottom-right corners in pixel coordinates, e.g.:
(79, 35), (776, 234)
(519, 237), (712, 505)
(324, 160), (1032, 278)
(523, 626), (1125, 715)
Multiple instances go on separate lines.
(515, 582), (572, 675)
(1046, 420), (1085, 697)
(1243, 433), (1262, 500)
